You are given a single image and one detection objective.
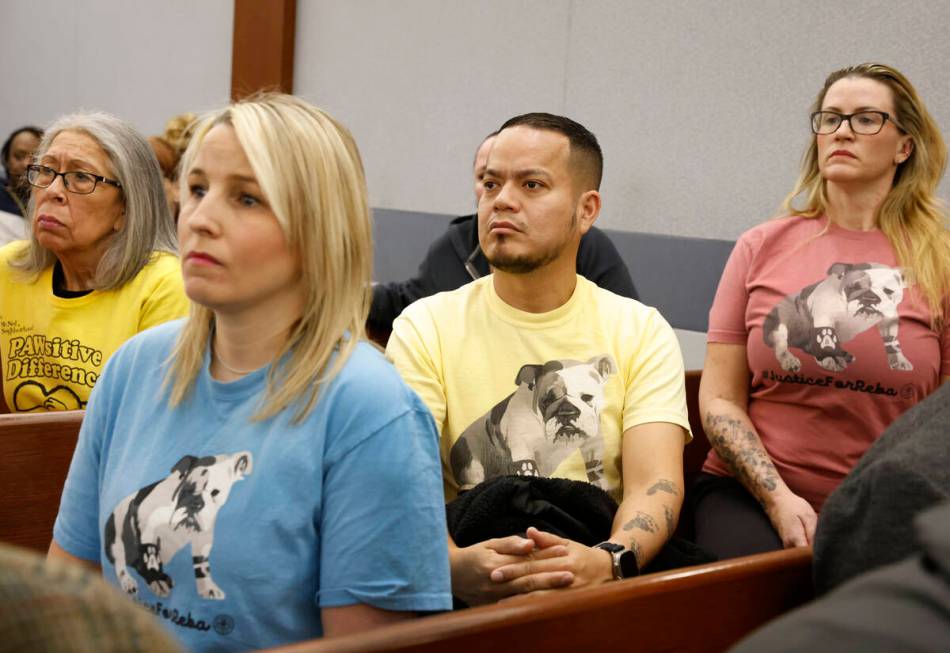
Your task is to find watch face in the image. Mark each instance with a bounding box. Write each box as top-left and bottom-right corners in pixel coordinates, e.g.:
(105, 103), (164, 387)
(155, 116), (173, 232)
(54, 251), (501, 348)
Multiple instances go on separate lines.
(618, 550), (638, 578)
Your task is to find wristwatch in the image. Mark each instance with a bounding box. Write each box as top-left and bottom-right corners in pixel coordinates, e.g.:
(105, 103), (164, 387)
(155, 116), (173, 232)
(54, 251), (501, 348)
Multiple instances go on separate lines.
(594, 542), (639, 579)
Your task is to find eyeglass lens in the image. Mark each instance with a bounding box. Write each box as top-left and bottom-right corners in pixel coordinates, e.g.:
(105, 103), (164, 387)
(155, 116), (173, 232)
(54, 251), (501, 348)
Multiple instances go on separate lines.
(27, 166), (99, 193)
(812, 111), (886, 135)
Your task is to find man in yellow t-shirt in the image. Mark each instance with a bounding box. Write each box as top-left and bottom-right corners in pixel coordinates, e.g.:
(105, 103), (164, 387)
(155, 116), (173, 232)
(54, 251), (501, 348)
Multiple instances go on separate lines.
(387, 113), (690, 606)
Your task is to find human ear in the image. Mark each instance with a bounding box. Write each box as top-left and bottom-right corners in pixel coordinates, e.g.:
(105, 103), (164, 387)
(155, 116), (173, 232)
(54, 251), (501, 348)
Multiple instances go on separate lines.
(895, 137), (914, 165)
(576, 190), (601, 235)
(113, 207), (126, 232)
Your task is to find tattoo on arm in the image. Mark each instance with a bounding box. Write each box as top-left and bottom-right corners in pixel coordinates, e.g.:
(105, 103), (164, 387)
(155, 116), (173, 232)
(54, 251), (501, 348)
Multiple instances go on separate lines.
(646, 479), (680, 497)
(629, 539), (643, 570)
(705, 412), (779, 496)
(663, 505), (675, 538)
(622, 511), (658, 534)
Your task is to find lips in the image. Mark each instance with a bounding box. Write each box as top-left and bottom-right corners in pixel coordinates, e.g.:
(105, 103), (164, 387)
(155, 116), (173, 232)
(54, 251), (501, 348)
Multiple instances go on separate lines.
(829, 149), (857, 159)
(184, 251), (222, 266)
(35, 214), (66, 229)
(489, 218), (521, 233)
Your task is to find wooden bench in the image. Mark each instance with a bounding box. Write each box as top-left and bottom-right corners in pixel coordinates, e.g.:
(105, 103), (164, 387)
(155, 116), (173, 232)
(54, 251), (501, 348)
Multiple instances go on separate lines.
(266, 546), (813, 653)
(0, 410), (84, 552)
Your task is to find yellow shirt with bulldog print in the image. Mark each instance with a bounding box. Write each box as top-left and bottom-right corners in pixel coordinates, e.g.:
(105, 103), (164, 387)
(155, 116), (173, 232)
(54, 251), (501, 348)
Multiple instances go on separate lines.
(0, 242), (189, 412)
(387, 274), (690, 502)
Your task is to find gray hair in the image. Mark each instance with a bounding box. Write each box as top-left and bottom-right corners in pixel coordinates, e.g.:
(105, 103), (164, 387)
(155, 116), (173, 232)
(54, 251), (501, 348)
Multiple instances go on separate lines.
(12, 112), (177, 289)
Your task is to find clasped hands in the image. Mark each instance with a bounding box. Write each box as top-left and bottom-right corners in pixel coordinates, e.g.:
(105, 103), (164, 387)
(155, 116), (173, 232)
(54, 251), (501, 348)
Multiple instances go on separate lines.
(450, 527), (613, 607)
(765, 490), (818, 549)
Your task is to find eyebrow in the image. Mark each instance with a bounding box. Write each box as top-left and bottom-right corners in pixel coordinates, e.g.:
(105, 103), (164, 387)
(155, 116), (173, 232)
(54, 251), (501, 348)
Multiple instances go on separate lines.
(483, 167), (552, 179)
(187, 167), (259, 184)
(39, 154), (100, 171)
(822, 105), (887, 113)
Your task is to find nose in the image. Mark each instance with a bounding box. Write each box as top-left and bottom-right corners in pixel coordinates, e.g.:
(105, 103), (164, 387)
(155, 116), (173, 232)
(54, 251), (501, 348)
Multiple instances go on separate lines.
(556, 400), (580, 422)
(833, 117), (855, 139)
(857, 289), (880, 306)
(180, 190), (220, 237)
(492, 180), (519, 213)
(43, 172), (69, 202)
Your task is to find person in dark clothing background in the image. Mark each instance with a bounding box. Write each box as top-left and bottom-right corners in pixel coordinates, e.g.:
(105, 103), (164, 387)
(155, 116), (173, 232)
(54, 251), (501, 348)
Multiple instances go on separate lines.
(369, 132), (638, 332)
(0, 126), (43, 216)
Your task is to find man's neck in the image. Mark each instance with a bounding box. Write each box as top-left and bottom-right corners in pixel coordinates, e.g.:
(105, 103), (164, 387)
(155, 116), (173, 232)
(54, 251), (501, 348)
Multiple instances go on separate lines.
(491, 258), (577, 313)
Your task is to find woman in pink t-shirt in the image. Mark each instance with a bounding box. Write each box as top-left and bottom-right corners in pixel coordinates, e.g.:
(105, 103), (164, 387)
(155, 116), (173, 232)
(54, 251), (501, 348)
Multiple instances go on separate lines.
(694, 63), (950, 560)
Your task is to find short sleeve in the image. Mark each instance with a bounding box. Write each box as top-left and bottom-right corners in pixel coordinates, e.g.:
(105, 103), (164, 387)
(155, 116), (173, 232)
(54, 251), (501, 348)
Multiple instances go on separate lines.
(386, 308), (448, 434)
(707, 236), (754, 345)
(622, 310), (691, 440)
(317, 401), (451, 612)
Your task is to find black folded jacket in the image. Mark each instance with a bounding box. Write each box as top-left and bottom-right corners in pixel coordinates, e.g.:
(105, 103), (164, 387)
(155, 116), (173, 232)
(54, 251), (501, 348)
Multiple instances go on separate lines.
(447, 475), (618, 547)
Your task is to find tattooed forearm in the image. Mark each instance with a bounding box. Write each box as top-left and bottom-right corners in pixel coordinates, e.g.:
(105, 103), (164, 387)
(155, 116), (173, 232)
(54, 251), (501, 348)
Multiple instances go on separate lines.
(646, 479), (680, 497)
(629, 538), (643, 570)
(663, 505), (675, 538)
(704, 412), (779, 496)
(622, 511), (658, 534)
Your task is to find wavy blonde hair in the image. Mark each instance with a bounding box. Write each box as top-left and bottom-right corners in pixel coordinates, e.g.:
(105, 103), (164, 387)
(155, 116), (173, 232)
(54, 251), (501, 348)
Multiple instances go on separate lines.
(783, 63), (950, 327)
(166, 94), (372, 422)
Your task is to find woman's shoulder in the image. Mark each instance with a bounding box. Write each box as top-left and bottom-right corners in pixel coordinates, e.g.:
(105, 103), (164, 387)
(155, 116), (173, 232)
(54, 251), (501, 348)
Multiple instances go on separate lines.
(735, 215), (824, 253)
(0, 240), (30, 264)
(327, 340), (427, 411)
(141, 251), (182, 277)
(107, 319), (186, 370)
(122, 251), (186, 300)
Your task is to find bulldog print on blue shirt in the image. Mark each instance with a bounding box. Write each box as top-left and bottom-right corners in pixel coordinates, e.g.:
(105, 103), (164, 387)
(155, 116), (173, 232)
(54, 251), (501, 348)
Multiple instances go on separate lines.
(104, 451), (252, 601)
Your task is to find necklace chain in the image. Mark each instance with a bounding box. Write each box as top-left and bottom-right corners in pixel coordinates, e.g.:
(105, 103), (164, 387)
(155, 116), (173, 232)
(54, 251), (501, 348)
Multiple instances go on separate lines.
(212, 345), (259, 376)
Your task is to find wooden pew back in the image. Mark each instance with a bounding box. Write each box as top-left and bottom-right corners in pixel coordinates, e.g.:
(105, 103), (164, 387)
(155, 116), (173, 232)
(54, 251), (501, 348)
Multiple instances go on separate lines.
(268, 547), (813, 653)
(0, 410), (83, 552)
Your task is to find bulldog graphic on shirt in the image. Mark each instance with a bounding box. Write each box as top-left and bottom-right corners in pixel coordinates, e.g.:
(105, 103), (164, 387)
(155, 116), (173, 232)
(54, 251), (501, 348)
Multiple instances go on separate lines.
(104, 451), (253, 600)
(763, 262), (911, 373)
(450, 355), (616, 491)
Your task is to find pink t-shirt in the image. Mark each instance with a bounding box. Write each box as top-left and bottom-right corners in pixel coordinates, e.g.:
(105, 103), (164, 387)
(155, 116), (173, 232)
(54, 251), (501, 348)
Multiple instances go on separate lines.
(704, 215), (950, 511)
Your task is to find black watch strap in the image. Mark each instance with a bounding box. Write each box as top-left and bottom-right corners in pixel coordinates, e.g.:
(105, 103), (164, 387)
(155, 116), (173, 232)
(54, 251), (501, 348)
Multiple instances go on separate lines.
(594, 541), (639, 579)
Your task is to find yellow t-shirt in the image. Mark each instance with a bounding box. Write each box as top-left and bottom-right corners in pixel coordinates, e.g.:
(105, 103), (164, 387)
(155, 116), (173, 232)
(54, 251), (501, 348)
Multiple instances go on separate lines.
(0, 242), (190, 411)
(387, 275), (690, 502)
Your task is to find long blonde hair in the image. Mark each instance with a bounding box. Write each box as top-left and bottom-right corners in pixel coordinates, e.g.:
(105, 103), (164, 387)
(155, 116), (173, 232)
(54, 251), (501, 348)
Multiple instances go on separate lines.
(783, 63), (950, 327)
(166, 94), (373, 422)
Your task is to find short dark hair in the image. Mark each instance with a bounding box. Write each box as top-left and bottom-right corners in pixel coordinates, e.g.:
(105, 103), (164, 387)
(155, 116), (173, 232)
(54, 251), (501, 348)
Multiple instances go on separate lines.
(498, 113), (602, 190)
(2, 126), (43, 174)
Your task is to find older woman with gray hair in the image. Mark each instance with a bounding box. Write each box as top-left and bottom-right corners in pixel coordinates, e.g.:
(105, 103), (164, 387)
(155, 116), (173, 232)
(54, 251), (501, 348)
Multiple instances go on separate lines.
(0, 112), (189, 412)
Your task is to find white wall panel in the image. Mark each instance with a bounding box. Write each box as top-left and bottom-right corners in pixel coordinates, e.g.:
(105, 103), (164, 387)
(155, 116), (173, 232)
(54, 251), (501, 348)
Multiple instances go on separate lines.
(295, 0), (572, 216)
(1, 0), (232, 144)
(295, 0), (950, 239)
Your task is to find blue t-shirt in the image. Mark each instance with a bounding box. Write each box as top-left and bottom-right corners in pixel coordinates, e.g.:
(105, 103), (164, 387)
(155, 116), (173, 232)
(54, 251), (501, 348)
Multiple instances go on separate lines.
(53, 320), (452, 652)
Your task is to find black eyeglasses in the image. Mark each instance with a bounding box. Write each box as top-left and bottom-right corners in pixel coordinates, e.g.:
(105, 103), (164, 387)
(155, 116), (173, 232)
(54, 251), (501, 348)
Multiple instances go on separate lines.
(810, 111), (905, 136)
(25, 164), (122, 195)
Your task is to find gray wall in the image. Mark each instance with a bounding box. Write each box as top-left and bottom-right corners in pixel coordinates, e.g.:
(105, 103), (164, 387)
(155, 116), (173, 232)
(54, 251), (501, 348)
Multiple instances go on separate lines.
(0, 0), (232, 147)
(294, 0), (950, 240)
(4, 0), (947, 240)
